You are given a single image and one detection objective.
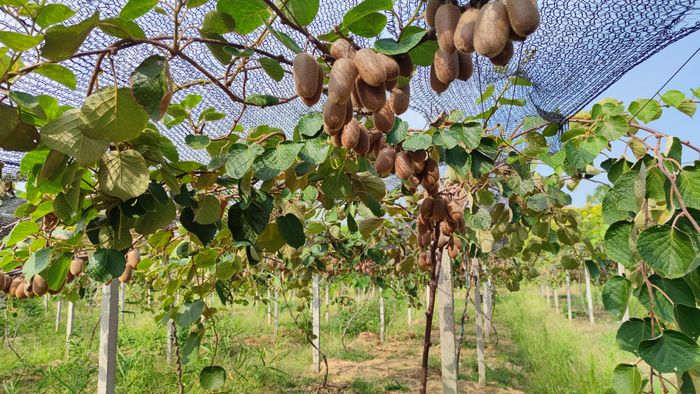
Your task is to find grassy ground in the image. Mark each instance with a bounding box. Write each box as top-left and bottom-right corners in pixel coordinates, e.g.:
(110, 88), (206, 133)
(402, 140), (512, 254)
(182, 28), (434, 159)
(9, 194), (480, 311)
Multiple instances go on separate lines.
(0, 284), (638, 393)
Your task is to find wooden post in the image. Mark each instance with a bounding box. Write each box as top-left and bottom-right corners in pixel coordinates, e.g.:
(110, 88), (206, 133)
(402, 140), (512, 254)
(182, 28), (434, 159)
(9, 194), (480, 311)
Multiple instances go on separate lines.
(473, 258), (486, 388)
(437, 249), (457, 393)
(311, 274), (320, 373)
(55, 299), (62, 331)
(274, 289), (279, 337)
(65, 301), (75, 357)
(98, 281), (119, 394)
(267, 288), (271, 325)
(617, 264), (629, 322)
(325, 284), (330, 323)
(119, 282), (126, 323)
(379, 288), (385, 343)
(545, 285), (551, 307)
(566, 272), (573, 321)
(584, 267), (595, 325)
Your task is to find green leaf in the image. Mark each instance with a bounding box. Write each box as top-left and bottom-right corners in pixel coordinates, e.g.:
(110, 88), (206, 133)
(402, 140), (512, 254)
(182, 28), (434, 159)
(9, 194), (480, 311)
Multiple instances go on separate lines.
(245, 94), (279, 106)
(445, 146), (471, 177)
(299, 138), (330, 164)
(81, 87), (148, 141)
(130, 55), (174, 121)
(597, 115), (628, 140)
(604, 221), (636, 269)
(185, 134), (210, 149)
(677, 101), (697, 117)
(564, 136), (607, 170)
(276, 213), (305, 248)
(135, 199), (176, 235)
(180, 207), (218, 245)
(194, 195), (221, 225)
(602, 275), (631, 320)
(637, 225), (696, 278)
(342, 0), (391, 30)
(616, 318), (654, 354)
(359, 217), (383, 237)
(402, 133), (432, 151)
(98, 150), (150, 202)
(23, 248), (52, 279)
(0, 31), (43, 51)
(227, 192), (273, 243)
(283, 0), (318, 26)
(4, 221), (39, 247)
(41, 109), (109, 163)
(99, 17), (146, 39)
(182, 332), (202, 365)
(42, 253), (71, 290)
(259, 57), (284, 82)
(675, 305), (700, 341)
(386, 119), (408, 145)
(199, 366), (226, 390)
(638, 330), (700, 374)
(374, 26), (426, 55)
(611, 364), (643, 394)
(34, 64), (77, 90)
(253, 142), (303, 180)
(678, 166), (700, 210)
(217, 0), (270, 35)
(87, 249), (126, 282)
(256, 222), (285, 252)
(269, 27), (302, 54)
(177, 300), (205, 327)
(294, 112), (323, 138)
(200, 31), (232, 65)
(527, 193), (550, 212)
(41, 12), (99, 61)
(408, 40), (437, 66)
(225, 143), (264, 179)
(661, 90), (685, 108)
(120, 0), (158, 19)
(36, 4), (76, 28)
(628, 99), (662, 124)
(201, 11), (236, 34)
(476, 84), (495, 105)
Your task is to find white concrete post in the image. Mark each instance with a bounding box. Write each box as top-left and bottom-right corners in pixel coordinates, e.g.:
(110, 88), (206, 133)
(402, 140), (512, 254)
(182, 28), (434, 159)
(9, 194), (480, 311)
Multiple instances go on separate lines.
(584, 267), (595, 325)
(274, 290), (279, 337)
(43, 295), (48, 312)
(55, 299), (62, 331)
(65, 301), (75, 357)
(325, 284), (330, 323)
(98, 281), (119, 394)
(438, 249), (457, 393)
(566, 272), (573, 321)
(407, 306), (412, 326)
(483, 281), (492, 342)
(379, 288), (385, 343)
(356, 287), (361, 304)
(267, 288), (271, 325)
(473, 258), (486, 388)
(617, 264), (630, 322)
(119, 282), (126, 323)
(545, 285), (551, 307)
(554, 288), (560, 313)
(311, 274), (320, 373)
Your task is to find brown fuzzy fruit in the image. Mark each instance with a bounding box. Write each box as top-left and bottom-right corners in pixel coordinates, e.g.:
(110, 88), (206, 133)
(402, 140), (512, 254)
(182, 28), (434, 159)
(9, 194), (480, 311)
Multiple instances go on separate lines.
(330, 39), (357, 59)
(490, 40), (514, 66)
(448, 242), (460, 258)
(434, 48), (459, 84)
(355, 49), (387, 87)
(70, 259), (84, 276)
(126, 250), (140, 270)
(384, 78), (397, 91)
(331, 132), (343, 147)
(389, 85), (410, 115)
(9, 278), (21, 297)
(293, 53), (320, 98)
(32, 275), (49, 296)
(16, 281), (28, 299)
(368, 129), (383, 145)
(373, 103), (395, 133)
(435, 3), (461, 53)
(432, 198), (448, 222)
(377, 53), (399, 81)
(455, 7), (480, 54)
(413, 160), (426, 175)
(394, 151), (414, 180)
(430, 64), (449, 94)
(408, 149), (428, 163)
(425, 0), (442, 27)
(474, 1), (511, 58)
(509, 29), (527, 42)
(395, 54), (414, 77)
(324, 100), (347, 132)
(440, 220), (454, 236)
(328, 58), (358, 104)
(354, 125), (371, 155)
(420, 197), (434, 218)
(422, 158), (440, 187)
(375, 147), (397, 174)
(437, 234), (451, 248)
(342, 119), (361, 149)
(457, 52), (474, 81)
(504, 0), (540, 37)
(301, 66), (324, 107)
(453, 236), (463, 251)
(371, 134), (387, 156)
(119, 267), (133, 284)
(356, 78), (386, 112)
(447, 201), (464, 221)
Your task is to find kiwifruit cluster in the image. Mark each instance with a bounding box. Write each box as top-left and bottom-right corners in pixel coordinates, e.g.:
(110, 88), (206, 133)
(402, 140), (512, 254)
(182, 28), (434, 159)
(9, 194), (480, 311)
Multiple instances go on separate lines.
(356, 259), (376, 275)
(425, 0), (540, 93)
(374, 148), (440, 195)
(416, 185), (468, 271)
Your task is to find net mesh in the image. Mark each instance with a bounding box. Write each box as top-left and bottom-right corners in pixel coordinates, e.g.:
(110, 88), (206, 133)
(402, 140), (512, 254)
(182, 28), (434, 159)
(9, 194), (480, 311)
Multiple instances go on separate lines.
(1, 0), (699, 172)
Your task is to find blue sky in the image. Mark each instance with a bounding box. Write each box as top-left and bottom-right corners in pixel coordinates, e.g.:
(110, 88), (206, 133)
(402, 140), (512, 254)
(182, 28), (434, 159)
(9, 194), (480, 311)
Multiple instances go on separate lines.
(402, 31), (700, 207)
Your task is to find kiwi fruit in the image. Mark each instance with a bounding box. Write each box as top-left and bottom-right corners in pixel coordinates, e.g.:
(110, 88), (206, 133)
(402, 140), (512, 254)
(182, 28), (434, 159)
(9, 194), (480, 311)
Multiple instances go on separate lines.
(3, 276), (12, 293)
(356, 78), (387, 112)
(301, 66), (324, 107)
(368, 129), (383, 145)
(395, 54), (414, 77)
(371, 134), (387, 156)
(119, 267), (133, 284)
(16, 281), (27, 299)
(9, 278), (21, 297)
(394, 151), (414, 180)
(331, 132), (343, 147)
(434, 47), (459, 84)
(425, 0), (442, 27)
(408, 149), (428, 163)
(437, 234), (451, 248)
(375, 147), (397, 174)
(70, 258), (84, 276)
(413, 160), (426, 175)
(490, 40), (514, 66)
(328, 58), (358, 104)
(422, 158), (440, 188)
(32, 275), (49, 296)
(377, 53), (400, 81)
(420, 197), (434, 218)
(324, 100), (348, 132)
(432, 198), (448, 222)
(389, 85), (410, 115)
(355, 49), (387, 87)
(330, 38), (357, 59)
(504, 0), (540, 37)
(435, 3), (461, 53)
(457, 52), (474, 81)
(341, 119), (361, 149)
(430, 64), (449, 94)
(125, 250), (139, 270)
(448, 242), (460, 258)
(373, 103), (395, 133)
(293, 53), (320, 98)
(454, 7), (480, 54)
(440, 220), (453, 236)
(384, 78), (397, 91)
(351, 81), (364, 109)
(354, 125), (371, 155)
(447, 201), (464, 221)
(509, 29), (527, 42)
(474, 1), (511, 58)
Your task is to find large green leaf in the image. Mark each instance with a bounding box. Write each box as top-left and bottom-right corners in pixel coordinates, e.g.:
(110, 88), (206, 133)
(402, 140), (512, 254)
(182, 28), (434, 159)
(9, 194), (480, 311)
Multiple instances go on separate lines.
(41, 12), (99, 61)
(42, 253), (71, 290)
(4, 221), (39, 247)
(628, 99), (662, 124)
(675, 305), (700, 341)
(637, 225), (696, 278)
(604, 221), (636, 268)
(611, 364), (643, 394)
(259, 57), (284, 82)
(36, 4), (76, 28)
(283, 0), (319, 26)
(596, 115), (628, 140)
(34, 64), (77, 90)
(445, 146), (471, 178)
(81, 87), (149, 141)
(342, 0), (392, 30)
(348, 12), (386, 37)
(41, 109), (109, 163)
(86, 249), (126, 282)
(0, 104), (40, 152)
(199, 366), (226, 390)
(255, 222), (285, 253)
(402, 133), (432, 151)
(134, 199), (176, 235)
(23, 248), (53, 279)
(602, 275), (631, 320)
(225, 143), (264, 179)
(0, 31), (43, 52)
(120, 0), (158, 19)
(99, 17), (146, 39)
(374, 26), (426, 55)
(638, 330), (700, 374)
(130, 55), (174, 121)
(564, 136), (607, 170)
(616, 318), (655, 354)
(678, 166), (700, 210)
(217, 0), (270, 35)
(276, 213), (305, 248)
(177, 300), (205, 327)
(180, 207), (218, 245)
(98, 150), (150, 201)
(194, 195), (221, 225)
(253, 142), (303, 181)
(227, 192), (273, 243)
